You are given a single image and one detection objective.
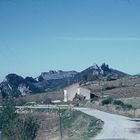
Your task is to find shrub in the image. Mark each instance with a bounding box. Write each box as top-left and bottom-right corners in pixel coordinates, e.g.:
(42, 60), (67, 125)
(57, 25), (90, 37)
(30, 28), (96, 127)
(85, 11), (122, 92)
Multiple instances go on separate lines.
(16, 116), (40, 140)
(122, 104), (132, 110)
(101, 97), (113, 105)
(113, 100), (132, 110)
(113, 100), (124, 106)
(43, 98), (52, 104)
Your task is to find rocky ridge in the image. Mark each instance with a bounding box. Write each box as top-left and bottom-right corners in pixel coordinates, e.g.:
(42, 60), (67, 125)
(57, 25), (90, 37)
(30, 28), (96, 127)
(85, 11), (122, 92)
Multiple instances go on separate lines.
(0, 63), (129, 97)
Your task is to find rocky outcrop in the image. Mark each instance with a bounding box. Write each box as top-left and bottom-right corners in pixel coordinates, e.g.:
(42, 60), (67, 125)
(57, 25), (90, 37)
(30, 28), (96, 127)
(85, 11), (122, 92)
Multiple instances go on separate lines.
(0, 74), (44, 97)
(17, 84), (30, 96)
(74, 63), (128, 82)
(38, 70), (77, 81)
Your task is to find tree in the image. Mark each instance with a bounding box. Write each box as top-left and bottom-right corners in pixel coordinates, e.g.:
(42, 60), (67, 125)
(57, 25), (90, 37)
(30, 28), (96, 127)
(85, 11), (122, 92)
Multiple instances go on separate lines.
(0, 98), (40, 140)
(0, 98), (17, 140)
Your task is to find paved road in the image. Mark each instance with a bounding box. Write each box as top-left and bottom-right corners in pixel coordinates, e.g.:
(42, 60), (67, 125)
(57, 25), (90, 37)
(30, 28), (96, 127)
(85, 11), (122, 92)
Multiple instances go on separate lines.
(16, 105), (140, 140)
(75, 108), (140, 140)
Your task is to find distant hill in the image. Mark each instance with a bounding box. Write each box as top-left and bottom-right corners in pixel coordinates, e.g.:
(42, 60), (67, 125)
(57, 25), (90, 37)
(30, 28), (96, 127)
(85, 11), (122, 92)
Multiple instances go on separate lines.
(135, 74), (140, 76)
(0, 63), (129, 98)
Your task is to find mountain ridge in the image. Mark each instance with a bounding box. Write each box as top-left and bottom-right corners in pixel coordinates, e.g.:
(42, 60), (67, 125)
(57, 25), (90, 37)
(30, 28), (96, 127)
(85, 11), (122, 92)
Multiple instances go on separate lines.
(0, 63), (129, 98)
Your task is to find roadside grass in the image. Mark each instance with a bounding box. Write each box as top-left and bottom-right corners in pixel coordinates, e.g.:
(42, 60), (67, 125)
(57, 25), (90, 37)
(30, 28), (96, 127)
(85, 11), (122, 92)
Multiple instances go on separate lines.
(82, 99), (138, 118)
(121, 97), (140, 109)
(18, 108), (103, 140)
(100, 96), (133, 110)
(61, 110), (103, 140)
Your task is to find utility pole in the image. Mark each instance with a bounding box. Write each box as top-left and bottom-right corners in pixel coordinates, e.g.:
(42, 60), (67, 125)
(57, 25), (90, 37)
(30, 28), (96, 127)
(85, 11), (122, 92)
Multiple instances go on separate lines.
(58, 107), (62, 140)
(0, 131), (2, 140)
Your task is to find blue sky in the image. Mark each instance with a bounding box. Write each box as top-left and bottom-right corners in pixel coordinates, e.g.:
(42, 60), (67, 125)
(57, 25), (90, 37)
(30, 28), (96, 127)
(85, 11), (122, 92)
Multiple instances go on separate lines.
(0, 0), (140, 80)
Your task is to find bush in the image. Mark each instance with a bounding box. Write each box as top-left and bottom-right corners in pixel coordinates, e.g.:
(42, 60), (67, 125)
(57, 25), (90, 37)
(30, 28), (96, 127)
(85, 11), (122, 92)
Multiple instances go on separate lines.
(113, 100), (132, 110)
(101, 97), (133, 110)
(113, 100), (124, 106)
(122, 104), (132, 110)
(101, 97), (113, 105)
(43, 98), (52, 104)
(16, 116), (39, 140)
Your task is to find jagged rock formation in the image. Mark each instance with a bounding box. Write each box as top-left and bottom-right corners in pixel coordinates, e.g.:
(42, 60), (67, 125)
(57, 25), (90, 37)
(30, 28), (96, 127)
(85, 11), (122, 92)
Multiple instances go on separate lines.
(38, 70), (77, 81)
(0, 74), (44, 97)
(74, 63), (128, 82)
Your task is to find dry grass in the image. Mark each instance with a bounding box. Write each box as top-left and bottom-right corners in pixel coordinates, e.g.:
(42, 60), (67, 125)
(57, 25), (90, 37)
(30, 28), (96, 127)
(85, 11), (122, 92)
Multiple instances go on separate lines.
(16, 90), (63, 105)
(19, 112), (60, 140)
(34, 112), (60, 140)
(103, 86), (140, 98)
(84, 76), (140, 98)
(121, 97), (140, 109)
(84, 101), (140, 118)
(18, 108), (103, 140)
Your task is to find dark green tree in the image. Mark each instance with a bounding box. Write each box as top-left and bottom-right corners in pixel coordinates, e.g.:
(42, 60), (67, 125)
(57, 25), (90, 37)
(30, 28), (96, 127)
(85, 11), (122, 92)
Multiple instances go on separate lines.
(0, 98), (39, 140)
(0, 98), (17, 140)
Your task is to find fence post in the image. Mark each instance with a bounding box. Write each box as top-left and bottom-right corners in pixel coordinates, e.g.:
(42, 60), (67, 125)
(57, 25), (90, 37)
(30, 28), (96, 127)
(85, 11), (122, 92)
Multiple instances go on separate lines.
(134, 108), (136, 118)
(0, 131), (2, 140)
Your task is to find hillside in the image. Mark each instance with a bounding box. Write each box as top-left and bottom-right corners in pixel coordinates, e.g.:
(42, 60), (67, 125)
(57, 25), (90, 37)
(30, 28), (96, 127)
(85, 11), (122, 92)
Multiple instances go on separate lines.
(0, 63), (129, 98)
(83, 76), (140, 98)
(0, 74), (74, 98)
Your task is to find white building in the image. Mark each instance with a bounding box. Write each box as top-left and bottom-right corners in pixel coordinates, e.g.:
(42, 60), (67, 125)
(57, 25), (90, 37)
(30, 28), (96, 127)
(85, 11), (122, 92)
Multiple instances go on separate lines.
(63, 83), (91, 102)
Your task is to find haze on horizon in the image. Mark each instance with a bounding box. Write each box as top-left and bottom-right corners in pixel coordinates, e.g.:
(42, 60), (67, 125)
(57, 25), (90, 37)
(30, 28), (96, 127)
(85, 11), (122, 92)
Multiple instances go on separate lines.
(0, 0), (140, 80)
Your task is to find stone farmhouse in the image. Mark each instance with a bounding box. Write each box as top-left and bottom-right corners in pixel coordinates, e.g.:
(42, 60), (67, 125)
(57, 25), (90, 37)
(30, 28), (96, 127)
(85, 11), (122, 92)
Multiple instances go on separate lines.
(63, 83), (98, 102)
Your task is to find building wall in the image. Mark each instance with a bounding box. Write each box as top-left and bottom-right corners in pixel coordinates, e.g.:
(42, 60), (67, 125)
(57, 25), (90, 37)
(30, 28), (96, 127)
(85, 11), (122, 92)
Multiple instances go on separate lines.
(67, 85), (79, 101)
(64, 90), (68, 102)
(79, 87), (90, 100)
(64, 84), (90, 101)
